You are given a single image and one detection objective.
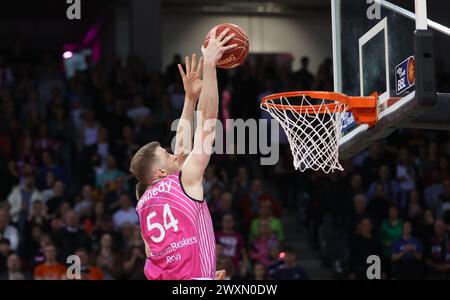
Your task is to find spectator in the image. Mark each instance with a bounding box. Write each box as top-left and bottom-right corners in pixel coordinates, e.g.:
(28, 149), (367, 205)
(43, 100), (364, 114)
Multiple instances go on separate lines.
(75, 248), (104, 280)
(46, 181), (66, 216)
(249, 179), (283, 217)
(424, 169), (443, 211)
(96, 155), (126, 191)
(436, 179), (450, 225)
(349, 174), (365, 197)
(91, 216), (123, 253)
(313, 58), (333, 91)
(168, 80), (185, 116)
(215, 214), (247, 272)
(217, 256), (236, 280)
(250, 200), (285, 242)
(212, 192), (242, 230)
(126, 94), (151, 124)
(49, 201), (71, 232)
(207, 183), (223, 211)
(0, 253), (33, 280)
(114, 126), (139, 171)
(94, 127), (111, 168)
(249, 219), (279, 267)
(349, 218), (382, 280)
(424, 219), (450, 279)
(33, 244), (66, 280)
(403, 190), (423, 227)
(7, 175), (42, 224)
(391, 221), (424, 279)
(291, 56), (314, 90)
(267, 243), (284, 279)
(0, 209), (19, 251)
(82, 201), (105, 236)
(0, 239), (12, 273)
(417, 209), (436, 245)
(272, 246), (309, 280)
(380, 205), (404, 260)
(55, 210), (91, 258)
(26, 200), (51, 232)
(78, 110), (99, 148)
(165, 53), (182, 83)
(122, 237), (146, 280)
(439, 156), (449, 181)
(366, 183), (391, 226)
(347, 194), (370, 234)
(96, 233), (123, 280)
(74, 185), (95, 218)
(30, 234), (54, 268)
(104, 98), (133, 144)
(250, 262), (267, 280)
(396, 148), (417, 209)
(232, 166), (251, 198)
(38, 151), (65, 186)
(112, 194), (138, 229)
(40, 171), (56, 202)
(204, 165), (225, 201)
(22, 224), (44, 265)
(104, 176), (128, 214)
(362, 143), (386, 182)
(422, 142), (440, 181)
(367, 165), (398, 203)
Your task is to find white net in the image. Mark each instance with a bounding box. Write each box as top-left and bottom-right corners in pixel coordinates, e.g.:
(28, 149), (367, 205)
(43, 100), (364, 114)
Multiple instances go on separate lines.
(261, 94), (349, 173)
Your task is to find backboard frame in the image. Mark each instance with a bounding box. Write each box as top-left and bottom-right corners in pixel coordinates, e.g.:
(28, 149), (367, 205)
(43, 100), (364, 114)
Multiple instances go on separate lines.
(332, 0), (450, 159)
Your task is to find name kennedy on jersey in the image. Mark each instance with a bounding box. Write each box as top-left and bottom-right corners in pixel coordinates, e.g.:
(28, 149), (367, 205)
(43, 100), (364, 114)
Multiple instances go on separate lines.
(136, 180), (173, 210)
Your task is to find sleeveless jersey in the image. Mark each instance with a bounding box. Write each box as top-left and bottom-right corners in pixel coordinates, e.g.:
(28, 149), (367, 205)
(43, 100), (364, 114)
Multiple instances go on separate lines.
(136, 172), (216, 280)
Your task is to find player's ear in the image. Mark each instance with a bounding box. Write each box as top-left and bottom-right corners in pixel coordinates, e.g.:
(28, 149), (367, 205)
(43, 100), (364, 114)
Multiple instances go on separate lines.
(156, 168), (167, 178)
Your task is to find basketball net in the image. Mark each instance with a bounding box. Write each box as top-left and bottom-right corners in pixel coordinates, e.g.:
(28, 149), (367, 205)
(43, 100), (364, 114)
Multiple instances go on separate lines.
(261, 94), (348, 173)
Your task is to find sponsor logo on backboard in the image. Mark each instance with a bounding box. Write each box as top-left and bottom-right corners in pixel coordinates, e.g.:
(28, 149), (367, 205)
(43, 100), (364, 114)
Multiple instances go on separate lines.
(341, 112), (356, 134)
(395, 56), (415, 95)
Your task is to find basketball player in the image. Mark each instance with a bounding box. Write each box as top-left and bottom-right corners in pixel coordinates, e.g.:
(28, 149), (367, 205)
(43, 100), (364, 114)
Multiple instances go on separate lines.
(129, 27), (237, 280)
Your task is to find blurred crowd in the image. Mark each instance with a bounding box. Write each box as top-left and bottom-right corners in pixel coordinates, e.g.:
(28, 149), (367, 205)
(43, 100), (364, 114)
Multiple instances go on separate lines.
(0, 47), (449, 280)
(307, 135), (450, 280)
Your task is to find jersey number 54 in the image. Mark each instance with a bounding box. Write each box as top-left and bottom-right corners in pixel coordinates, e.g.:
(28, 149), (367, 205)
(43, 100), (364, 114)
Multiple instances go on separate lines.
(147, 204), (179, 243)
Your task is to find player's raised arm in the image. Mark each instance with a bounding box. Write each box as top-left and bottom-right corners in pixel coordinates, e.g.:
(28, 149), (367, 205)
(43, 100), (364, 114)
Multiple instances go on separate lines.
(181, 27), (237, 197)
(174, 54), (203, 163)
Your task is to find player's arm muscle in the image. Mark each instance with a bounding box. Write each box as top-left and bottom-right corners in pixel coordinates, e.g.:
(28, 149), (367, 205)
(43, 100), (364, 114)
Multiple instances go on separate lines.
(182, 28), (236, 198)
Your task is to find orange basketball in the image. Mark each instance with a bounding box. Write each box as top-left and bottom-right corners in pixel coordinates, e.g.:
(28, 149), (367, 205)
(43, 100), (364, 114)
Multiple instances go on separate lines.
(203, 23), (249, 69)
(408, 56), (415, 85)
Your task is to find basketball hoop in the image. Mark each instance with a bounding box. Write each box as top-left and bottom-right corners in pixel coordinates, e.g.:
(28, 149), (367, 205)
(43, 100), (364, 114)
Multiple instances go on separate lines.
(261, 91), (377, 173)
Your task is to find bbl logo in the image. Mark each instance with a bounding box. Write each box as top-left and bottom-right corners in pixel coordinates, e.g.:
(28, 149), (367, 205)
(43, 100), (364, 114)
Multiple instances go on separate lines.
(395, 56), (415, 95)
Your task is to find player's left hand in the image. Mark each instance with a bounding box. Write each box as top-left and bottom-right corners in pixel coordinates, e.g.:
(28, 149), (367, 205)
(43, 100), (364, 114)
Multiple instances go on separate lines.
(215, 269), (226, 280)
(178, 53), (203, 100)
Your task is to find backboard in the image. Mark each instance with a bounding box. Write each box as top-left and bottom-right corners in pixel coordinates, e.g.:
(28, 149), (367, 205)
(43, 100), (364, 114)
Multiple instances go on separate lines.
(332, 0), (450, 159)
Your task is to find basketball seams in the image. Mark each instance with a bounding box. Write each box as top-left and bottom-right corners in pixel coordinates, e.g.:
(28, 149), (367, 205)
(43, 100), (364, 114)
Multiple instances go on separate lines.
(203, 37), (248, 48)
(221, 47), (248, 69)
(220, 46), (248, 69)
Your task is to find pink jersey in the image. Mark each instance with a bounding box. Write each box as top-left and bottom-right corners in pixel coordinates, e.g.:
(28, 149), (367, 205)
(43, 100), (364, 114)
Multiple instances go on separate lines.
(136, 172), (216, 280)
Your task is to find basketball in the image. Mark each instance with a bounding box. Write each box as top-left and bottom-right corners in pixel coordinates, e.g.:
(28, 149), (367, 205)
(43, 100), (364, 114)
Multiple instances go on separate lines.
(203, 23), (249, 69)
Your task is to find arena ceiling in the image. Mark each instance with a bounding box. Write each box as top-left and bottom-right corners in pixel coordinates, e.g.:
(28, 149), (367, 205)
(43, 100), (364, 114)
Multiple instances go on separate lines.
(161, 0), (331, 15)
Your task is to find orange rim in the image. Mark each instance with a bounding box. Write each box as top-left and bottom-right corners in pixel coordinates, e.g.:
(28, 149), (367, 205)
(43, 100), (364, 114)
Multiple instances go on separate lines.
(261, 91), (378, 126)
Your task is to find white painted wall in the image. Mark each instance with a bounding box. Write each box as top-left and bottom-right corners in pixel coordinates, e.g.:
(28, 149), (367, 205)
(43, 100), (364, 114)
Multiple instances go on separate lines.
(161, 13), (333, 74)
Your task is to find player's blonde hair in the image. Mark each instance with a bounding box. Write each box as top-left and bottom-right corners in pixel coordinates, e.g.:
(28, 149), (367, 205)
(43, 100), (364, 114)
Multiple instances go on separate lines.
(129, 141), (161, 198)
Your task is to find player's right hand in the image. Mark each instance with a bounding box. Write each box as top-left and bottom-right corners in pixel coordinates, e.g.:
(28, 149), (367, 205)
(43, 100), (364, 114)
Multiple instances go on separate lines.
(201, 27), (237, 66)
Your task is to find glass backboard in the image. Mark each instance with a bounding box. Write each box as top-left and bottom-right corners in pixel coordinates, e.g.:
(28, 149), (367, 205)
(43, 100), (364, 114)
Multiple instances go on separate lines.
(332, 0), (450, 158)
